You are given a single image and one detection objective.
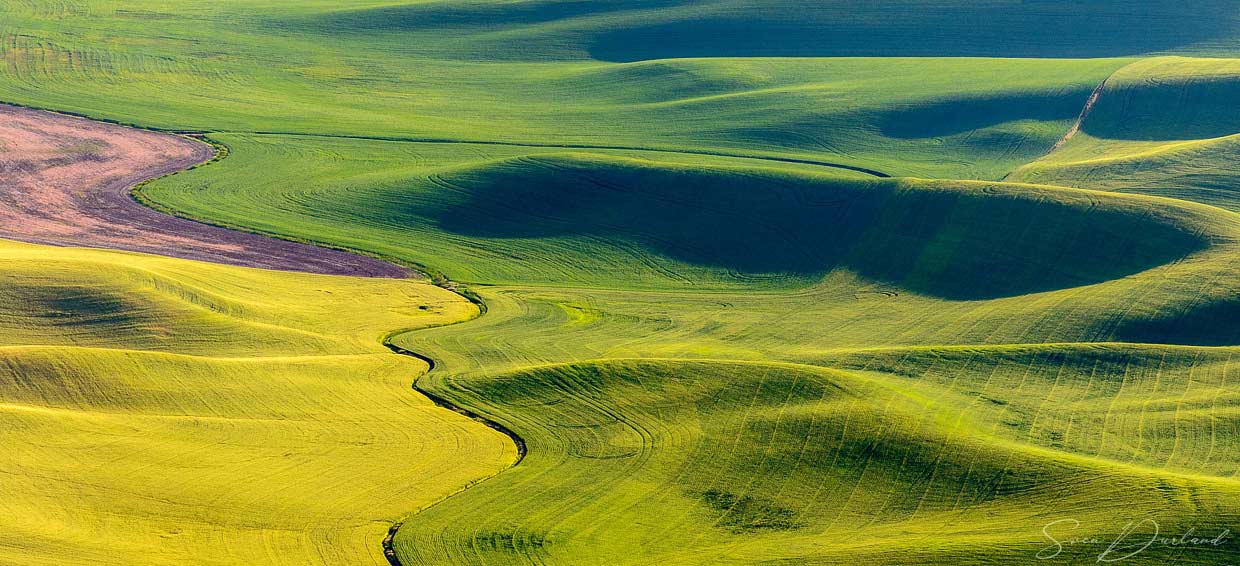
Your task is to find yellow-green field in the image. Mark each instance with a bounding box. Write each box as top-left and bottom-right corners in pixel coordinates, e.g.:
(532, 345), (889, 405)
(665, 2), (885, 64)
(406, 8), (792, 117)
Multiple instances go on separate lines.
(2, 2), (1240, 565)
(0, 241), (512, 565)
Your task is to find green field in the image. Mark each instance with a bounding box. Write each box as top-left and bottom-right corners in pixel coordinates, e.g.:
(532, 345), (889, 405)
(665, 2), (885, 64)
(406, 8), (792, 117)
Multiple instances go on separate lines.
(3, 2), (1240, 565)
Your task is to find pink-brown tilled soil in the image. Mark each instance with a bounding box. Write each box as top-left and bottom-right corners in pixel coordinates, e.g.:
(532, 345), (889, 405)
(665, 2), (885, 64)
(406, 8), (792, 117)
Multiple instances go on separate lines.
(0, 104), (406, 277)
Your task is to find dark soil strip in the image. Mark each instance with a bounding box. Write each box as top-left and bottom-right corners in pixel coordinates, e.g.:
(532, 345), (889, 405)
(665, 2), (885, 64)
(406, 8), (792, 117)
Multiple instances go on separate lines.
(381, 339), (528, 566)
(1047, 74), (1111, 153)
(0, 104), (405, 277)
(999, 71), (1116, 181)
(0, 103), (525, 564)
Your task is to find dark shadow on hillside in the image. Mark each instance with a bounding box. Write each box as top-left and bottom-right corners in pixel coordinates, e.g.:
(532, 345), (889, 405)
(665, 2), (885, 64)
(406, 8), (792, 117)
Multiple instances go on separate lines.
(1115, 299), (1240, 346)
(313, 0), (678, 32)
(13, 282), (144, 328)
(427, 155), (1207, 299)
(588, 1), (1238, 61)
(875, 89), (1093, 139)
(1082, 77), (1240, 141)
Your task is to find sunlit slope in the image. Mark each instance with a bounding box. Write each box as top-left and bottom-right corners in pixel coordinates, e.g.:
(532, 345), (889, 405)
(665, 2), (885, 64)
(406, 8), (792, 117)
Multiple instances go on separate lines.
(1011, 57), (1240, 212)
(381, 200), (1240, 563)
(391, 357), (1240, 565)
(131, 88), (1240, 564)
(0, 1), (1125, 178)
(358, 155), (1240, 564)
(815, 343), (1240, 475)
(141, 144), (1217, 292)
(6, 3), (1240, 565)
(0, 240), (510, 566)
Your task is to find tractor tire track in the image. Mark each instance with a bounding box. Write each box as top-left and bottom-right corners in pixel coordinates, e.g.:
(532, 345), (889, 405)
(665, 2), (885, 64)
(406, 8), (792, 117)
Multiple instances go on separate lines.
(0, 103), (405, 277)
(231, 130), (893, 178)
(1048, 74), (1111, 154)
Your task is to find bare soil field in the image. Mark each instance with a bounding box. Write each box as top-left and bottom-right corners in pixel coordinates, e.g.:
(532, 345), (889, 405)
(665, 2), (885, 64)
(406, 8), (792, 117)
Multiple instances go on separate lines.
(0, 104), (406, 277)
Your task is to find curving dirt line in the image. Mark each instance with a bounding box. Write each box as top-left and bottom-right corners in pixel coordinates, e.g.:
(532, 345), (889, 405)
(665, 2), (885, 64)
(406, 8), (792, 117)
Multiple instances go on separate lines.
(998, 73), (1114, 182)
(380, 338), (528, 566)
(1047, 74), (1110, 153)
(0, 103), (518, 564)
(0, 104), (406, 277)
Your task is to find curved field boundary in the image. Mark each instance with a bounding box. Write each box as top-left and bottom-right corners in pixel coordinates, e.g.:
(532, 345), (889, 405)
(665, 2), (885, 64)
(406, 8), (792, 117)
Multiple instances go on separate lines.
(234, 130), (894, 178)
(0, 104), (406, 277)
(1000, 68), (1121, 181)
(380, 338), (528, 566)
(0, 103), (523, 563)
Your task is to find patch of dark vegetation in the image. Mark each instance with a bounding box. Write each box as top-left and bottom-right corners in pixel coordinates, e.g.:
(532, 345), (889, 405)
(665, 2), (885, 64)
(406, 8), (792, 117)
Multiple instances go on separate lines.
(382, 521), (403, 566)
(698, 489), (802, 532)
(41, 290), (131, 320)
(429, 154), (1208, 299)
(113, 9), (176, 20)
(11, 283), (141, 326)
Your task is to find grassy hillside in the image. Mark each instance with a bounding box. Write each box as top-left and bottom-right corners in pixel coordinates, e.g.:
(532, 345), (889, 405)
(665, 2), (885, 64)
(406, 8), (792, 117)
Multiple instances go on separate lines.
(375, 178), (1240, 562)
(391, 356), (1240, 564)
(11, 1), (1239, 67)
(143, 132), (1240, 562)
(0, 1), (1127, 178)
(583, 0), (1240, 61)
(1010, 57), (1240, 212)
(3, 1), (1240, 565)
(0, 240), (510, 565)
(223, 0), (1240, 61)
(142, 139), (1214, 291)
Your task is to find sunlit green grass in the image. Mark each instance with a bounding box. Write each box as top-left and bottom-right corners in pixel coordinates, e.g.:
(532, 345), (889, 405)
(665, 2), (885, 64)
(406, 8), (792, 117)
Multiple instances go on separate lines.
(0, 241), (510, 565)
(0, 1), (1127, 179)
(145, 132), (1240, 563)
(392, 355), (1240, 564)
(3, 2), (1240, 565)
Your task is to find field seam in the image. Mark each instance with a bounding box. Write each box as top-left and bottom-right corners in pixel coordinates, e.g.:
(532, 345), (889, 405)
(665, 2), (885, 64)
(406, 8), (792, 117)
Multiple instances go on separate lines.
(380, 336), (527, 566)
(56, 109), (512, 565)
(127, 135), (451, 283)
(134, 146), (509, 565)
(214, 130), (893, 178)
(1000, 66), (1123, 181)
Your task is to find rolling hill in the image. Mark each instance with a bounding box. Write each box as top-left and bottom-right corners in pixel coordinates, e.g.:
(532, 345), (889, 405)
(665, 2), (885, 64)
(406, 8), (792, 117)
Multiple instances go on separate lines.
(0, 1), (1238, 565)
(0, 240), (509, 565)
(1010, 57), (1240, 212)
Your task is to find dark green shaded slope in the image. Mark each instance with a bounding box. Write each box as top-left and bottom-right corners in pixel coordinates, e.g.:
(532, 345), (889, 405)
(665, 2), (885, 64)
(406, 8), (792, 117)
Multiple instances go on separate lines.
(143, 145), (1210, 295)
(427, 154), (1205, 297)
(590, 1), (1240, 61)
(293, 0), (1240, 61)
